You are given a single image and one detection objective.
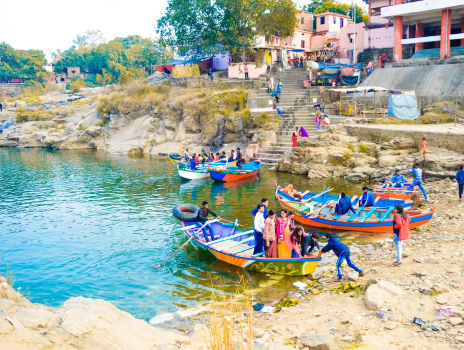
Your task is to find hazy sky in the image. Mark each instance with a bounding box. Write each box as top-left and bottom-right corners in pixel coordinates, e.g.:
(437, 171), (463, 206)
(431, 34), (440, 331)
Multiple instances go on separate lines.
(1, 0), (366, 61)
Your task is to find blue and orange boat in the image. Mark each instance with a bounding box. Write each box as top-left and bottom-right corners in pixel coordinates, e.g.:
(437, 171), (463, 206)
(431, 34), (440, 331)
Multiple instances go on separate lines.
(275, 190), (435, 233)
(209, 161), (261, 182)
(172, 204), (321, 276)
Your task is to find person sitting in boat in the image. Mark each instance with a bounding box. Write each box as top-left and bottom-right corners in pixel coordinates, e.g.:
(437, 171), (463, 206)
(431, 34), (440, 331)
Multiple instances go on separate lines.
(253, 204), (266, 255)
(215, 152), (221, 161)
(189, 156), (197, 170)
(359, 186), (375, 208)
(378, 179), (391, 189)
(391, 169), (407, 189)
(194, 153), (200, 164)
(285, 226), (309, 258)
(252, 198), (268, 219)
(282, 184), (309, 200)
(228, 150), (235, 162)
(197, 201), (219, 243)
(302, 232), (320, 256)
(209, 152), (215, 162)
(221, 151), (227, 160)
(321, 233), (364, 281)
(184, 148), (190, 161)
(236, 147), (243, 169)
(263, 210), (277, 258)
(335, 192), (357, 216)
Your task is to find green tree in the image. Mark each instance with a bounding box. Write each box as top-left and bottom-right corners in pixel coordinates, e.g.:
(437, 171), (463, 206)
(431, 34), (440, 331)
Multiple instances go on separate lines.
(304, 0), (368, 24)
(0, 43), (47, 83)
(157, 0), (299, 62)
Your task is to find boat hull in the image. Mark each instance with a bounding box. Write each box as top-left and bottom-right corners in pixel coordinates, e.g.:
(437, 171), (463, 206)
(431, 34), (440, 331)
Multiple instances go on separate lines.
(209, 161), (261, 182)
(181, 221), (321, 276)
(178, 169), (210, 180)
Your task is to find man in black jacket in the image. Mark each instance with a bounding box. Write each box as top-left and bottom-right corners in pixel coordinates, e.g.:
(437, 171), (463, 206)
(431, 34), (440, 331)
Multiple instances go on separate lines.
(197, 201), (219, 242)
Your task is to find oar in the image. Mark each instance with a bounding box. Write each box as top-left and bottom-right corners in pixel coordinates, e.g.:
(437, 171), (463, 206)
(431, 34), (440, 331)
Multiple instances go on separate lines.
(302, 188), (333, 203)
(151, 220), (217, 269)
(312, 200), (335, 217)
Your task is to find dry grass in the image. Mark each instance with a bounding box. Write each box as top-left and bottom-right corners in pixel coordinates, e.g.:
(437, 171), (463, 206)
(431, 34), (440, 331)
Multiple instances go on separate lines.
(207, 279), (253, 350)
(15, 107), (56, 123)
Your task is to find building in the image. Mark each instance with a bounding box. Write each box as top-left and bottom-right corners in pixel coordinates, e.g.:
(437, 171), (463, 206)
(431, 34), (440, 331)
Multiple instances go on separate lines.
(339, 22), (366, 63)
(363, 0), (395, 49)
(54, 67), (89, 84)
(280, 11), (315, 51)
(315, 12), (351, 34)
(381, 0), (464, 61)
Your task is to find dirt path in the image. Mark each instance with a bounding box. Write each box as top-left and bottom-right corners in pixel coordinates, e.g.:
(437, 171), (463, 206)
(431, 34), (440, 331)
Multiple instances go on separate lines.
(348, 123), (464, 135)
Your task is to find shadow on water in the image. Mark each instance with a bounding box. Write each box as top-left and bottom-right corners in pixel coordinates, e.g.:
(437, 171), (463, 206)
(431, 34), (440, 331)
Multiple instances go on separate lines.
(0, 148), (379, 321)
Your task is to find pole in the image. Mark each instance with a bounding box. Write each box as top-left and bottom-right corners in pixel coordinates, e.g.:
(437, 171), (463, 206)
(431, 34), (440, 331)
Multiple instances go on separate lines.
(353, 0), (357, 64)
(363, 91), (366, 118)
(455, 91), (459, 128)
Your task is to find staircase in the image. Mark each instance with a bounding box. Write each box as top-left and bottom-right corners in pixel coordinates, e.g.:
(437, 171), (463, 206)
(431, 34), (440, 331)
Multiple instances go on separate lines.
(411, 46), (464, 59)
(255, 69), (322, 166)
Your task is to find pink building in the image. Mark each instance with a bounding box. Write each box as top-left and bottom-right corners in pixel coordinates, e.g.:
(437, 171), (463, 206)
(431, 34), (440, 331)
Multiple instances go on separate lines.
(381, 0), (464, 61)
(315, 12), (351, 34)
(280, 11), (314, 51)
(339, 22), (366, 63)
(364, 0), (395, 49)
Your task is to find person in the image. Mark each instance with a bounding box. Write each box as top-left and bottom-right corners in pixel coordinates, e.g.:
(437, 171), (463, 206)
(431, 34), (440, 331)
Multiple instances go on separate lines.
(335, 192), (357, 216)
(272, 89), (280, 103)
(268, 79), (273, 94)
(221, 151), (227, 159)
(194, 153), (200, 164)
(236, 147), (243, 169)
(367, 61), (373, 76)
(276, 209), (292, 258)
(197, 201), (219, 243)
(228, 150), (235, 162)
(252, 198), (269, 218)
(209, 152), (215, 162)
(300, 126), (309, 138)
(321, 233), (364, 281)
(378, 179), (391, 189)
(263, 210), (278, 258)
(392, 205), (410, 266)
(315, 115), (322, 131)
(302, 232), (320, 256)
(292, 133), (298, 148)
(391, 169), (407, 189)
(184, 148), (190, 161)
(189, 156), (197, 170)
(380, 52), (387, 68)
(456, 165), (464, 202)
(420, 137), (429, 155)
(0, 102), (2, 112)
(276, 79), (282, 96)
(359, 186), (375, 208)
(215, 152), (221, 161)
(244, 64), (249, 80)
(407, 163), (428, 201)
(200, 152), (207, 165)
(323, 115), (330, 129)
(272, 101), (284, 115)
(288, 210), (296, 230)
(253, 204), (265, 255)
(285, 226), (309, 258)
(207, 68), (214, 81)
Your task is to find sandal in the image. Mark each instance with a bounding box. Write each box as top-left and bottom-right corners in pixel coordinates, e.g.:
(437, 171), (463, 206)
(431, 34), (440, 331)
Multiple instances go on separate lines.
(392, 262), (399, 266)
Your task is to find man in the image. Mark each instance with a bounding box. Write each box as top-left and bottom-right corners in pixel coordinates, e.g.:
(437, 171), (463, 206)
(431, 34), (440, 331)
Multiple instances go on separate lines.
(407, 163), (428, 201)
(455, 165), (464, 202)
(302, 233), (320, 256)
(184, 148), (190, 161)
(359, 186), (375, 208)
(378, 179), (391, 189)
(252, 198), (269, 219)
(207, 69), (214, 81)
(276, 79), (282, 96)
(197, 201), (219, 242)
(272, 89), (280, 103)
(236, 147), (243, 169)
(253, 204), (265, 254)
(321, 233), (364, 281)
(228, 150), (235, 162)
(189, 156), (197, 170)
(380, 52), (387, 68)
(391, 169), (407, 189)
(335, 193), (357, 216)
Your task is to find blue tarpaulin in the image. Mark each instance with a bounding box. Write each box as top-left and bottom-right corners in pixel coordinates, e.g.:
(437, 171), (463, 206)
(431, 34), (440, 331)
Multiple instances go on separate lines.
(317, 62), (363, 70)
(341, 75), (360, 86)
(388, 94), (419, 120)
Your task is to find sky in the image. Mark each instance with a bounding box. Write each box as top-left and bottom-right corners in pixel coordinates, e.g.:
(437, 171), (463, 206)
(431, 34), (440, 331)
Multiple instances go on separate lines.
(0, 0), (366, 62)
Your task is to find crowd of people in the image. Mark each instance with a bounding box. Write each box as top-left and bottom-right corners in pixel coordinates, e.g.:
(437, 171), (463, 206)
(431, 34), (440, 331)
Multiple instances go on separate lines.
(183, 147), (245, 170)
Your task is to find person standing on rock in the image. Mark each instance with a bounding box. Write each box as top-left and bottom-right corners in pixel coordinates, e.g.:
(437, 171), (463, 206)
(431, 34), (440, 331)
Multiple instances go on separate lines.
(420, 137), (429, 156)
(392, 205), (410, 267)
(407, 163), (428, 201)
(455, 165), (464, 202)
(321, 233), (364, 281)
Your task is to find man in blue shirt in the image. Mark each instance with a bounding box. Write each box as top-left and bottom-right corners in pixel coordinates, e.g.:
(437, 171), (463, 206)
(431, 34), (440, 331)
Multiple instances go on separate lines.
(407, 163), (428, 201)
(252, 198), (268, 219)
(456, 165), (464, 202)
(359, 186), (375, 208)
(189, 157), (197, 170)
(302, 233), (320, 256)
(391, 169), (407, 189)
(335, 192), (357, 216)
(321, 233), (364, 281)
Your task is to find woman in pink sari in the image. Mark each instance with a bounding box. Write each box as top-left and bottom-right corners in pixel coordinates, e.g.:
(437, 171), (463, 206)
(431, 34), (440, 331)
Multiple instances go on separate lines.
(276, 209), (292, 258)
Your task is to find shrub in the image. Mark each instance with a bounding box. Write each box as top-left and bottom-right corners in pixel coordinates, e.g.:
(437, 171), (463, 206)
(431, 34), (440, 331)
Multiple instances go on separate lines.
(347, 144), (356, 152)
(343, 151), (352, 161)
(358, 142), (369, 155)
(68, 79), (86, 92)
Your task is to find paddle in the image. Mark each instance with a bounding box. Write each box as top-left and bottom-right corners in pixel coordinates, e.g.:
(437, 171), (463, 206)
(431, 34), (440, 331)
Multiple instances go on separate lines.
(151, 219), (217, 269)
(302, 188), (333, 204)
(312, 200), (335, 217)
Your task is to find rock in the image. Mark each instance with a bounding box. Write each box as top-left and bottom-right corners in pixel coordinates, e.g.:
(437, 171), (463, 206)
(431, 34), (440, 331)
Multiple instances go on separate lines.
(435, 295), (448, 305)
(347, 271), (359, 281)
(448, 317), (464, 326)
(177, 335), (191, 345)
(364, 284), (386, 310)
(424, 256), (438, 264)
(254, 327), (265, 338)
(376, 280), (404, 296)
(456, 336), (464, 343)
(0, 319), (13, 334)
(0, 299), (15, 310)
(300, 333), (338, 350)
(385, 322), (397, 330)
(432, 283), (451, 294)
(14, 307), (55, 329)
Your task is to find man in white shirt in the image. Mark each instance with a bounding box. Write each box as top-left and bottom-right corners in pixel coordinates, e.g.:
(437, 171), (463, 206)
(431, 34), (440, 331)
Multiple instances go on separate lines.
(253, 204), (266, 255)
(184, 148), (189, 161)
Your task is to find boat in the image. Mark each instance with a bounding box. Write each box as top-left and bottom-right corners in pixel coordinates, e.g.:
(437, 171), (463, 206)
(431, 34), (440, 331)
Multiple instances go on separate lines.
(276, 184), (415, 209)
(209, 161), (261, 182)
(177, 220), (321, 276)
(169, 153), (188, 169)
(373, 187), (417, 201)
(177, 160), (232, 181)
(275, 191), (435, 233)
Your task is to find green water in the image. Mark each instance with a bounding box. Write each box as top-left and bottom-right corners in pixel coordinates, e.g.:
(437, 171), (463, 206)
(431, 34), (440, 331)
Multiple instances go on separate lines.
(0, 148), (381, 322)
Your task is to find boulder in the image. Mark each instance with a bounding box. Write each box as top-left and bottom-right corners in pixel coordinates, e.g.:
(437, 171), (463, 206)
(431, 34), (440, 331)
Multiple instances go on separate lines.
(376, 280), (404, 296)
(300, 333), (339, 350)
(0, 319), (13, 334)
(448, 317), (464, 326)
(14, 307), (55, 329)
(347, 271), (359, 281)
(381, 137), (416, 150)
(364, 284), (386, 310)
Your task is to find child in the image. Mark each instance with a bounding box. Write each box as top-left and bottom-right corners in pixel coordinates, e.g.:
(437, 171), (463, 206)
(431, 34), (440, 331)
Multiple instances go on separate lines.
(316, 115), (321, 131)
(420, 137), (429, 155)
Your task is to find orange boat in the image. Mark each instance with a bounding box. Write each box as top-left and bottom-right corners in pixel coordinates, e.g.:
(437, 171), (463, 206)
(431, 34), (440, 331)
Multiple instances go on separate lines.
(373, 187), (417, 201)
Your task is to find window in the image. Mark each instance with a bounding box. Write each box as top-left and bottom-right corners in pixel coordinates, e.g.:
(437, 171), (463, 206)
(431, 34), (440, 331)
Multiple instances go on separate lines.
(301, 17), (304, 24)
(320, 16), (325, 25)
(301, 40), (305, 48)
(349, 37), (353, 43)
(333, 17), (337, 24)
(340, 19), (344, 28)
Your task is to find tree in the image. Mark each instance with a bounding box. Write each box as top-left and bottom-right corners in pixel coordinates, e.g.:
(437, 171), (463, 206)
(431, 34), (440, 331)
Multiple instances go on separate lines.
(74, 30), (106, 49)
(304, 0), (368, 24)
(0, 43), (47, 83)
(157, 0), (299, 62)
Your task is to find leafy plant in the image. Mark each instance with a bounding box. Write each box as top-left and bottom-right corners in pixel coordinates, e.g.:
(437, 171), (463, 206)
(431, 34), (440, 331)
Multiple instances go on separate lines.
(358, 142), (369, 155)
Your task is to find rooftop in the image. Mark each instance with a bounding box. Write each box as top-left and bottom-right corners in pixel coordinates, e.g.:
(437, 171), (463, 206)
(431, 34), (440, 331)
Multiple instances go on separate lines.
(314, 12), (351, 19)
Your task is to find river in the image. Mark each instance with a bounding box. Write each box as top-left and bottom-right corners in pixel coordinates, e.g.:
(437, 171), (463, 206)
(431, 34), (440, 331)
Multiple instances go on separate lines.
(0, 148), (381, 322)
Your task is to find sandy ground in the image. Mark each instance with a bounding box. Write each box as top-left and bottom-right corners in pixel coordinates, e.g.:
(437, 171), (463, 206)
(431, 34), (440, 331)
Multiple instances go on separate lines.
(347, 123), (464, 135)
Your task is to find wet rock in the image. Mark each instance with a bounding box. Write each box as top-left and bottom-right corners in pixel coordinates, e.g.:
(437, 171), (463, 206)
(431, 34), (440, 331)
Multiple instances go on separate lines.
(300, 333), (337, 350)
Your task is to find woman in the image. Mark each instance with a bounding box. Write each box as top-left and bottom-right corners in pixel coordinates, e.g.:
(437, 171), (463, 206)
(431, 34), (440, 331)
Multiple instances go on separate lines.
(316, 115), (322, 131)
(263, 210), (277, 258)
(300, 126), (309, 138)
(276, 209), (292, 258)
(393, 205), (411, 266)
(292, 133), (298, 148)
(285, 226), (309, 258)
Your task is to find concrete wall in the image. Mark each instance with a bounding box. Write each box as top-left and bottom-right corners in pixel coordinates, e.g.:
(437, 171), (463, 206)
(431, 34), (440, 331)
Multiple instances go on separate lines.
(228, 63), (267, 80)
(316, 14), (349, 34)
(282, 30), (312, 50)
(364, 26), (394, 49)
(340, 23), (366, 51)
(311, 34), (327, 49)
(361, 62), (464, 97)
(298, 12), (314, 32)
